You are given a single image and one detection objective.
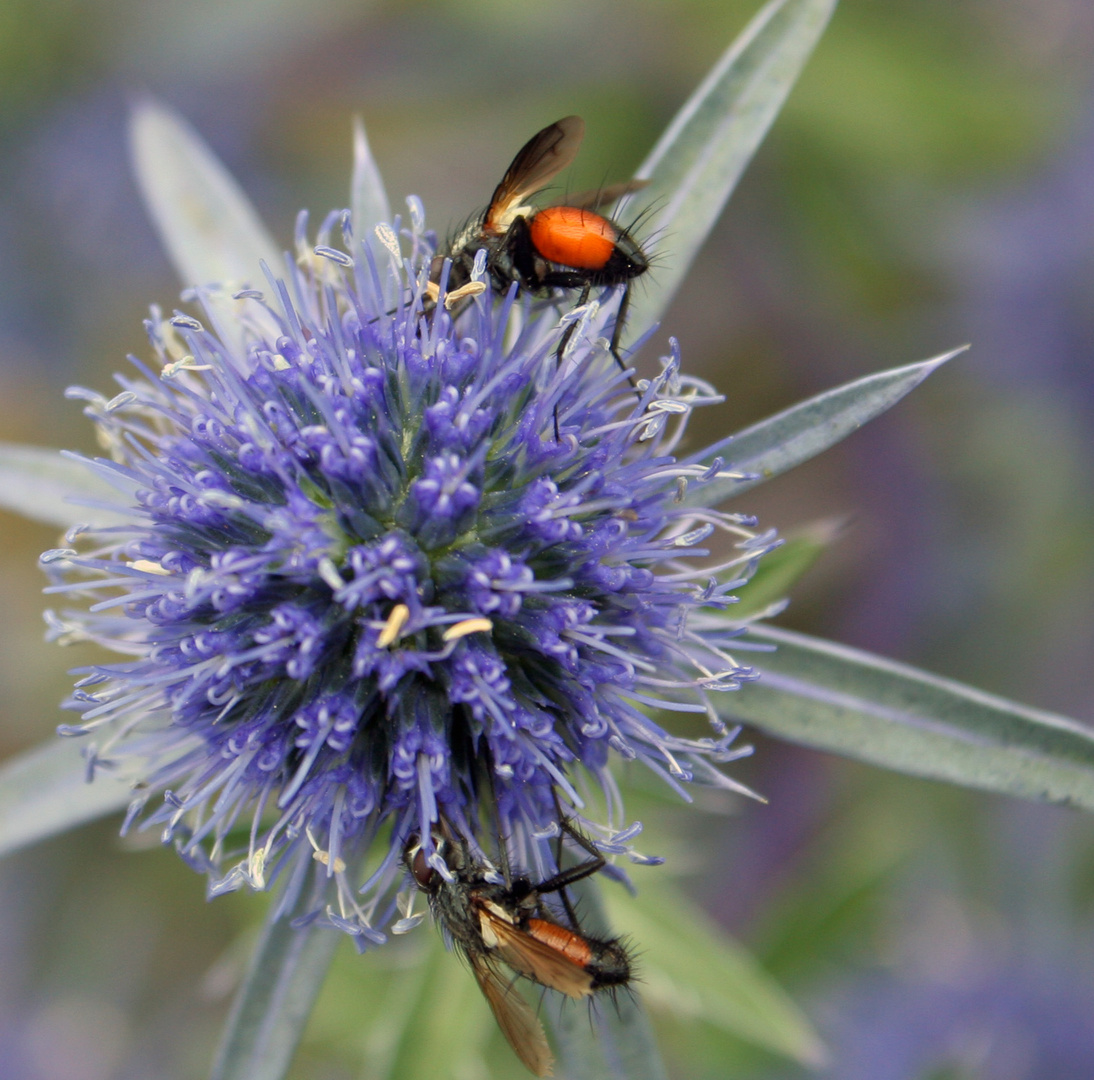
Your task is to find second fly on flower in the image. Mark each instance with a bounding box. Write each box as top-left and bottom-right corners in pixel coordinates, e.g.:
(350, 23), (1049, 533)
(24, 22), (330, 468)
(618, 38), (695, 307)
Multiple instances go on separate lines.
(404, 818), (634, 1076)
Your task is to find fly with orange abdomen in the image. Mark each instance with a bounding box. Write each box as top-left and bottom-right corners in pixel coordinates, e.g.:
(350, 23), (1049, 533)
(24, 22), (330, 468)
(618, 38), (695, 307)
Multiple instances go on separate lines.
(404, 818), (634, 1076)
(432, 117), (650, 372)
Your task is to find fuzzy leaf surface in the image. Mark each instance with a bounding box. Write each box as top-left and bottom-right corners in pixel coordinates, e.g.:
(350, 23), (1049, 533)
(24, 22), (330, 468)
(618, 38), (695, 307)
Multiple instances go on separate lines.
(131, 100), (281, 290)
(623, 0), (838, 347)
(548, 876), (669, 1080)
(684, 349), (962, 506)
(0, 443), (126, 528)
(209, 904), (340, 1080)
(0, 740), (132, 857)
(729, 624), (1094, 810)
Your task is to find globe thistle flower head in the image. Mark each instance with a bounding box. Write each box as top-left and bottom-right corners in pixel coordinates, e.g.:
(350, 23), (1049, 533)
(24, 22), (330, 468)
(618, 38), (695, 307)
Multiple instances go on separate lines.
(42, 189), (776, 942)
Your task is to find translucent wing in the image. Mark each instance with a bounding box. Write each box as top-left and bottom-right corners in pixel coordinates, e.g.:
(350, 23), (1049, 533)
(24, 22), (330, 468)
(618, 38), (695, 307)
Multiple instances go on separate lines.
(480, 906), (595, 1000)
(471, 954), (555, 1077)
(568, 178), (650, 212)
(484, 116), (585, 234)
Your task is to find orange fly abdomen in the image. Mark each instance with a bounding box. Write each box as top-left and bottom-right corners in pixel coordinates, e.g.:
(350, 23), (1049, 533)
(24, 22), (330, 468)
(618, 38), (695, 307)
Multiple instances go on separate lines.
(530, 206), (618, 271)
(526, 917), (594, 968)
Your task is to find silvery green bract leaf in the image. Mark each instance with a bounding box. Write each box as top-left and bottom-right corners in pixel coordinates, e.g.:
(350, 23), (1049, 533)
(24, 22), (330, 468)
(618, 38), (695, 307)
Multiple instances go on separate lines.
(543, 875), (668, 1080)
(0, 740), (134, 857)
(683, 348), (964, 508)
(210, 903), (340, 1080)
(130, 100), (281, 290)
(605, 886), (828, 1067)
(0, 443), (126, 528)
(129, 101), (284, 349)
(351, 117), (391, 235)
(730, 625), (1094, 810)
(351, 117), (396, 307)
(550, 981), (669, 1080)
(356, 940), (498, 1079)
(621, 0), (838, 347)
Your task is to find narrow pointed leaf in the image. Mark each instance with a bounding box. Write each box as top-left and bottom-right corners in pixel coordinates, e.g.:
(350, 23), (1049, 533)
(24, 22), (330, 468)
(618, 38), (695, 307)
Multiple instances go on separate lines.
(728, 624), (1094, 810)
(605, 885), (827, 1067)
(548, 878), (669, 1080)
(351, 118), (391, 236)
(378, 938), (494, 1080)
(0, 443), (126, 528)
(550, 978), (669, 1080)
(130, 100), (281, 291)
(0, 740), (133, 857)
(623, 0), (838, 346)
(685, 348), (962, 507)
(351, 117), (397, 310)
(209, 903), (340, 1080)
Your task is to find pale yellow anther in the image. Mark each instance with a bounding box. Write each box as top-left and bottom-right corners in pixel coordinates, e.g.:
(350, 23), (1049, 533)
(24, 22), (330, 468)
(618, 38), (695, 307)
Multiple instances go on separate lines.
(250, 847), (268, 889)
(312, 849), (347, 873)
(442, 617), (493, 642)
(162, 356), (214, 379)
(305, 827), (347, 874)
(129, 559), (171, 576)
(424, 281), (441, 303)
(377, 603), (410, 648)
(444, 281), (487, 309)
(374, 223), (401, 258)
(271, 355), (292, 371)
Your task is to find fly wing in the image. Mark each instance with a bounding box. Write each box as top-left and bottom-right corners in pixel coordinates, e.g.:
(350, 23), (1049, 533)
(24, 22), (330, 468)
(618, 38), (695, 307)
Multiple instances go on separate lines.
(567, 178), (650, 211)
(480, 907), (595, 1000)
(484, 116), (585, 234)
(471, 955), (555, 1077)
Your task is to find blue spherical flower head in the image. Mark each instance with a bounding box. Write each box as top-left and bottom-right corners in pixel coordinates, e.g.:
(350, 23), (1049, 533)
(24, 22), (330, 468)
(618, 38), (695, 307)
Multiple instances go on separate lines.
(43, 199), (777, 943)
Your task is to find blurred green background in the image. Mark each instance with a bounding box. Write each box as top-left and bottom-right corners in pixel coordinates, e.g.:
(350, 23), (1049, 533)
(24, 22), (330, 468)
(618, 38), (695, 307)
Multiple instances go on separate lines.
(3, 0), (1094, 1077)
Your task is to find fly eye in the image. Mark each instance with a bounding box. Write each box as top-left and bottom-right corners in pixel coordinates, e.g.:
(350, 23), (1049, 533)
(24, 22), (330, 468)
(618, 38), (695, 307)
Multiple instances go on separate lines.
(411, 847), (435, 889)
(403, 834), (433, 886)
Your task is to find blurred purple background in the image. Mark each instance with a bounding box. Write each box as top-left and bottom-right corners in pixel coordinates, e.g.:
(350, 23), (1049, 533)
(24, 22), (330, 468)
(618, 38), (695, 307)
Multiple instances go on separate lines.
(2, 0), (1094, 1076)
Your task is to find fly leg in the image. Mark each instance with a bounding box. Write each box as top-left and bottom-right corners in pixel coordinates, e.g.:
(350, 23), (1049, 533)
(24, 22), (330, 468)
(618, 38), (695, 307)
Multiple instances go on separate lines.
(551, 281), (592, 440)
(533, 794), (607, 927)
